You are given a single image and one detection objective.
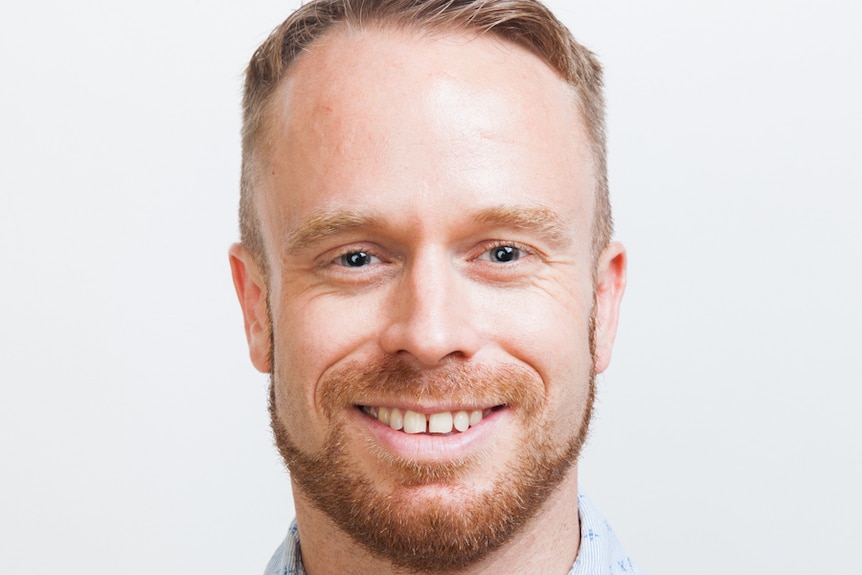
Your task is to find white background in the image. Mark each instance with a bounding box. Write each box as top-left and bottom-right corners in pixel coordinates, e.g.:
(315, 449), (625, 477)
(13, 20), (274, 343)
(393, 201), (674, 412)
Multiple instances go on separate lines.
(1, 1), (860, 573)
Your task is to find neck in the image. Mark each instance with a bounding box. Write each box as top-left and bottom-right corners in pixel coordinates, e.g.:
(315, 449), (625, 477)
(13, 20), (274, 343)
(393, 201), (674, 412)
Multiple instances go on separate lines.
(292, 469), (582, 575)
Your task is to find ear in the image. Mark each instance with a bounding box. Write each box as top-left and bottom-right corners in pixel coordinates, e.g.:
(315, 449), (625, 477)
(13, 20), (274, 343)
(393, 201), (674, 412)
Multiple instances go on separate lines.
(592, 241), (627, 374)
(229, 243), (272, 373)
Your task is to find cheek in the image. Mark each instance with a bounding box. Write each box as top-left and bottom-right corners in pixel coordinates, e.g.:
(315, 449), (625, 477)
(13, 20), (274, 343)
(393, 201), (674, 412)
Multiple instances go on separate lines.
(516, 313), (593, 391)
(272, 294), (378, 448)
(491, 281), (595, 420)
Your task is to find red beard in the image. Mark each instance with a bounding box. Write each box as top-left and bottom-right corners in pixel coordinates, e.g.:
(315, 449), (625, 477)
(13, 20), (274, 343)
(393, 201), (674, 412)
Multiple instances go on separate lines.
(270, 357), (595, 572)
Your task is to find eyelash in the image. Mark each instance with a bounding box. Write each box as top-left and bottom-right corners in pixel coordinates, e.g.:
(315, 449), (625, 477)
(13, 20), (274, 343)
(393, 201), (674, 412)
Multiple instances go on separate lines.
(476, 241), (532, 263)
(321, 239), (535, 279)
(325, 245), (388, 270)
(337, 250), (383, 268)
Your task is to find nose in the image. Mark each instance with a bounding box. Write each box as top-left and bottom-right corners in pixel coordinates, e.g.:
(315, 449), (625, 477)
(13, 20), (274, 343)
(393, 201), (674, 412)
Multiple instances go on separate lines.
(379, 250), (482, 367)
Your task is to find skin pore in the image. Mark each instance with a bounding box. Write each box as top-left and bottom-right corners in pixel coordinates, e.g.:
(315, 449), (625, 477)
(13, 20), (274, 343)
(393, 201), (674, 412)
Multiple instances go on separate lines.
(230, 26), (626, 575)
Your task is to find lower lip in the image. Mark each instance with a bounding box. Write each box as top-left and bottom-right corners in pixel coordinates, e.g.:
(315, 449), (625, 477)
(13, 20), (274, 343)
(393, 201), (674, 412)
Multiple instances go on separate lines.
(348, 406), (508, 462)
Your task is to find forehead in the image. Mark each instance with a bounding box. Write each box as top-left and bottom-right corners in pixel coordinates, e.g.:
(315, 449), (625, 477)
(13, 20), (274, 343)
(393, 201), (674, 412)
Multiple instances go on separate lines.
(271, 26), (583, 145)
(256, 26), (595, 249)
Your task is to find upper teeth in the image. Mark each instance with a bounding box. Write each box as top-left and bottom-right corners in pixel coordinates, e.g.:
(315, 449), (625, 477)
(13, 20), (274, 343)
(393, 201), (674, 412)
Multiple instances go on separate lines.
(362, 406), (484, 434)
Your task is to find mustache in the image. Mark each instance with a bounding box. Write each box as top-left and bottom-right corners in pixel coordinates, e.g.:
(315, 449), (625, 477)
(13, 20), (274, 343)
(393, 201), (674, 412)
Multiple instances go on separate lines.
(317, 356), (544, 420)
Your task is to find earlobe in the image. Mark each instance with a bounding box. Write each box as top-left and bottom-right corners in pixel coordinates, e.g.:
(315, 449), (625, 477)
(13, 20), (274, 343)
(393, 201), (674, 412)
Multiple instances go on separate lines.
(229, 243), (272, 373)
(592, 242), (627, 374)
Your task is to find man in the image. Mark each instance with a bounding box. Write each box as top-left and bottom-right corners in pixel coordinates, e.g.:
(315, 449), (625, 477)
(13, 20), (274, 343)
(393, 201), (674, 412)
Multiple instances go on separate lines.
(230, 0), (639, 573)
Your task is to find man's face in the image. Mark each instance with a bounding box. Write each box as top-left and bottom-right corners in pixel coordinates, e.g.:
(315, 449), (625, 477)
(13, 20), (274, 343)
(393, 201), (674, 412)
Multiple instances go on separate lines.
(232, 27), (625, 572)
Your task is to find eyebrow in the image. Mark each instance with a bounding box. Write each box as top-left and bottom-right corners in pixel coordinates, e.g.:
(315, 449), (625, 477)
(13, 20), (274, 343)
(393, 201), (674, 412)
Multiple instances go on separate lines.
(283, 205), (573, 251)
(471, 205), (572, 248)
(284, 210), (385, 251)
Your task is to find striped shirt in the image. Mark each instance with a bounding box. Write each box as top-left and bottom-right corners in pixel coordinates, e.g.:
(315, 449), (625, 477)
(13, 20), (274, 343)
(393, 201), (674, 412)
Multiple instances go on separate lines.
(265, 493), (645, 574)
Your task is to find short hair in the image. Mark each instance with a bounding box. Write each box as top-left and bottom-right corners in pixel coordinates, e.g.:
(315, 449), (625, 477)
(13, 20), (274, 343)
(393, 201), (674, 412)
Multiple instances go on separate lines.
(240, 0), (611, 271)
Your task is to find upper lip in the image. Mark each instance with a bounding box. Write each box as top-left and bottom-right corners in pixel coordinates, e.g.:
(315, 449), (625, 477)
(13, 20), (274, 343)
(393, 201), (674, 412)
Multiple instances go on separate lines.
(356, 402), (502, 414)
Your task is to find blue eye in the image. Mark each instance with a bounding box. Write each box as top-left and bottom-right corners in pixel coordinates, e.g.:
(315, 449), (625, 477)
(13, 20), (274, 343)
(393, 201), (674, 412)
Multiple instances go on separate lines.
(490, 245), (520, 263)
(340, 251), (372, 267)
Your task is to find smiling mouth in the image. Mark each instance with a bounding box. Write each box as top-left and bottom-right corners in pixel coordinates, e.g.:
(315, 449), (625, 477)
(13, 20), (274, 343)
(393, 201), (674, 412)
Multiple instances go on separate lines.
(359, 405), (500, 435)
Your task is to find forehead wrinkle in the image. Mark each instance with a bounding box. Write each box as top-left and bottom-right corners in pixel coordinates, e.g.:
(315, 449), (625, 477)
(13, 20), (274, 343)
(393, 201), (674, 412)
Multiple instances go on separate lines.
(472, 205), (573, 249)
(284, 209), (386, 251)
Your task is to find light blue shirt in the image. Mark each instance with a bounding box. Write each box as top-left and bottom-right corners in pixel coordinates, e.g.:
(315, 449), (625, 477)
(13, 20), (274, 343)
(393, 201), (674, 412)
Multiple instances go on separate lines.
(265, 494), (645, 574)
